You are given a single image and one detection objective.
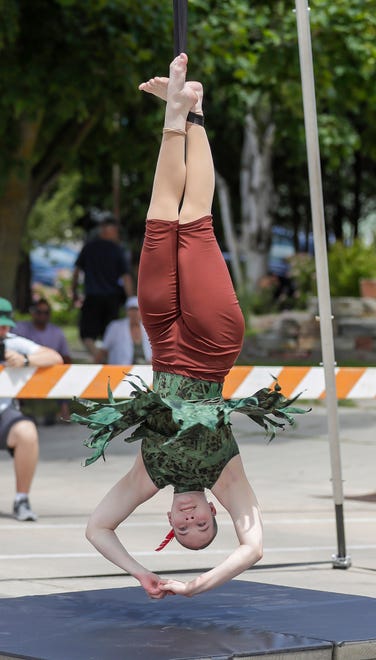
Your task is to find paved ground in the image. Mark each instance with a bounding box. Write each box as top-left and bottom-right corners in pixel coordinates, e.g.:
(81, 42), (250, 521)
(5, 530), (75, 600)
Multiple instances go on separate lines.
(0, 401), (375, 600)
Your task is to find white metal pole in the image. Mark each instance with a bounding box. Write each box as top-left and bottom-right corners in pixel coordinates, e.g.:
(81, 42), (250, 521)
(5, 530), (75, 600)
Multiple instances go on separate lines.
(294, 0), (351, 568)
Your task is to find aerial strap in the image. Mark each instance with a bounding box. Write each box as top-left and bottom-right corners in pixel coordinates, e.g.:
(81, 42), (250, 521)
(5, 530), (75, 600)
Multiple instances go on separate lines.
(173, 0), (188, 56)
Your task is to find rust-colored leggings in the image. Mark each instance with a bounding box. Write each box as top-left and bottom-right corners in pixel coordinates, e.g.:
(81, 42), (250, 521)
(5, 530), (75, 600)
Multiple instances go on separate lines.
(138, 215), (244, 383)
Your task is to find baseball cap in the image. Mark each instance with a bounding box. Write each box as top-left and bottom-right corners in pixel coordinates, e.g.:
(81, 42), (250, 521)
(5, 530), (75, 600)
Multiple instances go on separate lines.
(99, 211), (118, 227)
(0, 297), (16, 327)
(125, 296), (139, 310)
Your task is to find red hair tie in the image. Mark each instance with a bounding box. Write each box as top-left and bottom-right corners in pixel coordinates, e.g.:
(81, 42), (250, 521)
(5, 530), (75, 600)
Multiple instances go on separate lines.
(155, 529), (175, 552)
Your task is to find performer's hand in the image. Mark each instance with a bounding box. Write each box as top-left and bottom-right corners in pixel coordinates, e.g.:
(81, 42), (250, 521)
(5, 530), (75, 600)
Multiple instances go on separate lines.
(159, 579), (192, 597)
(138, 572), (171, 599)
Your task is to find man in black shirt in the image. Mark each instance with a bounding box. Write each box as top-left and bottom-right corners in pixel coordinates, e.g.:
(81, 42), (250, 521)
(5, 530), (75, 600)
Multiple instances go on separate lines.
(72, 217), (133, 360)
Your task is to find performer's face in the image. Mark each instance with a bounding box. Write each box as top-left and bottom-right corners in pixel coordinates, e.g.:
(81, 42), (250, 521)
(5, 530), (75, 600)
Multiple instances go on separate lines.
(168, 492), (217, 550)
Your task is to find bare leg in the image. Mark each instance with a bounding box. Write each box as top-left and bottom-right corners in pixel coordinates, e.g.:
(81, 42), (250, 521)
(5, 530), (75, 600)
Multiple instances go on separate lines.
(179, 90), (214, 224)
(178, 91), (244, 373)
(140, 68), (244, 377)
(59, 401), (70, 421)
(140, 72), (210, 223)
(138, 54), (197, 346)
(7, 421), (39, 493)
(146, 54), (197, 221)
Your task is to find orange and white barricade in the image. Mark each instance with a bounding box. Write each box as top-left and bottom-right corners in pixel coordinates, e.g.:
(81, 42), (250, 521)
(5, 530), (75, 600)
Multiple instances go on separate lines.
(1, 364), (376, 400)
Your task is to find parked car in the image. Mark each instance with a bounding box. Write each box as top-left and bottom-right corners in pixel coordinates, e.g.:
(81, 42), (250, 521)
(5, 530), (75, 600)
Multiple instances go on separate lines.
(224, 226), (315, 278)
(268, 227), (296, 277)
(30, 244), (79, 287)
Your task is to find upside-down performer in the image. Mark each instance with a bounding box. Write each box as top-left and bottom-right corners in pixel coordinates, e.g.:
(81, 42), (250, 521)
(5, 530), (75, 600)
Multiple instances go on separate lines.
(72, 53), (306, 599)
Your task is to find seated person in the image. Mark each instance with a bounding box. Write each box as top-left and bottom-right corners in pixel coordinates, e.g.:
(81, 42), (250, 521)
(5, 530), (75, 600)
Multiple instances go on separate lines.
(94, 297), (151, 365)
(15, 297), (71, 422)
(0, 297), (63, 521)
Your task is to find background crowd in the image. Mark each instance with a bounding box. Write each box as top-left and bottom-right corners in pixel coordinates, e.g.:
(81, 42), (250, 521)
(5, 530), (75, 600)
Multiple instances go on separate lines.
(0, 213), (151, 522)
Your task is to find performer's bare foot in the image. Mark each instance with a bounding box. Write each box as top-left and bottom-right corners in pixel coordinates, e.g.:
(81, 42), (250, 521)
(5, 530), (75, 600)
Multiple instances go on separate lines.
(141, 54), (199, 133)
(189, 85), (204, 117)
(139, 76), (169, 100)
(139, 75), (203, 116)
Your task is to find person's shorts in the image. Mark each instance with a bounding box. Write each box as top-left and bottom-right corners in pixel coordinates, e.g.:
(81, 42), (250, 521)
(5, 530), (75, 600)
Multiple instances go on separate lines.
(79, 293), (122, 340)
(0, 406), (35, 457)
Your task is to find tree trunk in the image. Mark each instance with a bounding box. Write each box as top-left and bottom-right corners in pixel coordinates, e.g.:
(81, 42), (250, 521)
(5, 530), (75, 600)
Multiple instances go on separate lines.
(215, 170), (243, 288)
(239, 113), (275, 293)
(350, 150), (362, 240)
(332, 201), (345, 242)
(0, 117), (42, 302)
(0, 112), (99, 304)
(15, 253), (33, 312)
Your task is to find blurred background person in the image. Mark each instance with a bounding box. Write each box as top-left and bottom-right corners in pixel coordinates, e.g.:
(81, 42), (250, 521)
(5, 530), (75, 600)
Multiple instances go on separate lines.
(94, 296), (151, 365)
(15, 298), (71, 362)
(72, 215), (133, 360)
(15, 298), (71, 423)
(0, 297), (62, 521)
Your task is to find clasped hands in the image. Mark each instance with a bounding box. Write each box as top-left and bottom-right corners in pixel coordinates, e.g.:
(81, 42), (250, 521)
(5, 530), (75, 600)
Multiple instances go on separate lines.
(138, 572), (192, 599)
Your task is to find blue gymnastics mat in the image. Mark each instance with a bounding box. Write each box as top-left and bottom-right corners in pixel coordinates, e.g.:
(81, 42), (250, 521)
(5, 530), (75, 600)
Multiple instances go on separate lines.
(0, 580), (375, 659)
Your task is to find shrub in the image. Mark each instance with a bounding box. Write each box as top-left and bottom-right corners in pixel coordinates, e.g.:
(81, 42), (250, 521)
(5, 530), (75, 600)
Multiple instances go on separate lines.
(327, 240), (376, 297)
(288, 252), (317, 308)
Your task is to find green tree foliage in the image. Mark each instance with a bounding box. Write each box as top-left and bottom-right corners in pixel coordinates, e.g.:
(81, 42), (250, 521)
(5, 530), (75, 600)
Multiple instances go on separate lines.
(328, 240), (376, 297)
(27, 172), (83, 246)
(288, 252), (317, 308)
(289, 240), (376, 302)
(0, 0), (171, 300)
(75, 0), (376, 261)
(1, 0), (375, 304)
(190, 1), (376, 238)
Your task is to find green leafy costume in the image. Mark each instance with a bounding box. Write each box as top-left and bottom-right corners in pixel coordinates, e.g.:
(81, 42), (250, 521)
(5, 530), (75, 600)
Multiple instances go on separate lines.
(72, 371), (307, 492)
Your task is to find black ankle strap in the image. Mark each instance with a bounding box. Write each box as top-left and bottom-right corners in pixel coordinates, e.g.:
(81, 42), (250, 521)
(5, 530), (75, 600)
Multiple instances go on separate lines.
(187, 111), (205, 126)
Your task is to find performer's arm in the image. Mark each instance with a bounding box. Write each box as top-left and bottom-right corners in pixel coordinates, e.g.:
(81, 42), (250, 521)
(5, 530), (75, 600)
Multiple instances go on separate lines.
(160, 455), (263, 597)
(85, 451), (167, 598)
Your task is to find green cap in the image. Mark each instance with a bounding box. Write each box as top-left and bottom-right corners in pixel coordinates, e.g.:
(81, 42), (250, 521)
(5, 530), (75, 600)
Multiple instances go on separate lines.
(0, 297), (16, 327)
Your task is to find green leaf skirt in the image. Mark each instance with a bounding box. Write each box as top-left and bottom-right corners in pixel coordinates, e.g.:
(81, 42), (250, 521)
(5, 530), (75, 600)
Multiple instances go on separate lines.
(71, 371), (308, 467)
